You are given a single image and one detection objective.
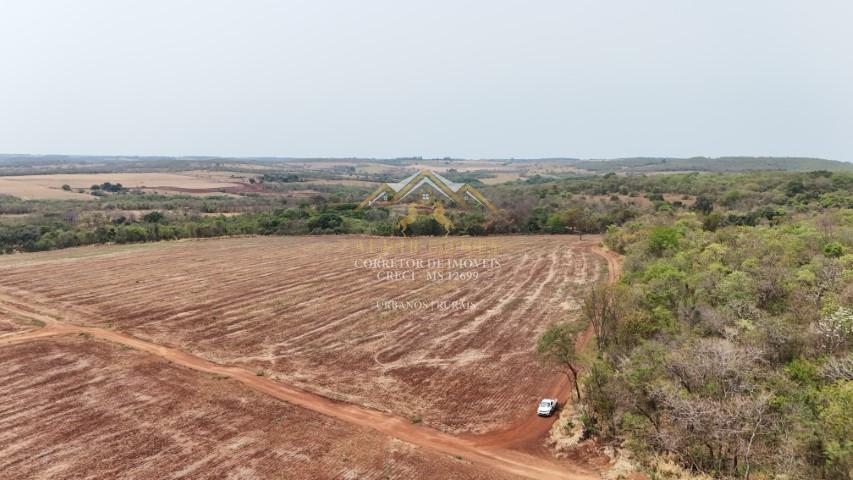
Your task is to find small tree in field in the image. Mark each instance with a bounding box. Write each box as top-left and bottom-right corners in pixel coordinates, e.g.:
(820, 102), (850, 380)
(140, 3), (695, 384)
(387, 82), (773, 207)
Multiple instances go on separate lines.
(582, 282), (618, 351)
(562, 207), (596, 239)
(537, 322), (583, 400)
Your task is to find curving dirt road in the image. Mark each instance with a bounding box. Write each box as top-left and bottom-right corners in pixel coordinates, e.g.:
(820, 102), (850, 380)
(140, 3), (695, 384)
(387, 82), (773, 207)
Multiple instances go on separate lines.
(0, 305), (598, 480)
(0, 241), (622, 480)
(466, 243), (622, 452)
(466, 242), (622, 455)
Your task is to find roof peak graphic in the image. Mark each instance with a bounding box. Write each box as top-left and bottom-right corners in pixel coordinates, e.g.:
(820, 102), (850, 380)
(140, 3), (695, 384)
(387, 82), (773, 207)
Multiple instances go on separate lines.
(357, 169), (495, 211)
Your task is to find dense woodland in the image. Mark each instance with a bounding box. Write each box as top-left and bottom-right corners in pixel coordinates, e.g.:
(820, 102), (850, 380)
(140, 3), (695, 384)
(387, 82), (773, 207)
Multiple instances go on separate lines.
(539, 174), (852, 479)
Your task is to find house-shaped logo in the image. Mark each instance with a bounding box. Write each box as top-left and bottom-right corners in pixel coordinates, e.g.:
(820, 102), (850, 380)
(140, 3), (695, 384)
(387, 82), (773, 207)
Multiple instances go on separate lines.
(357, 170), (496, 211)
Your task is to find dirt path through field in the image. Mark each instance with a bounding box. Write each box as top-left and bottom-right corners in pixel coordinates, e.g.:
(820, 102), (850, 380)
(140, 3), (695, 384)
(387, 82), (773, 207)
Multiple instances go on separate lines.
(0, 302), (597, 480)
(465, 243), (622, 451)
(0, 242), (622, 480)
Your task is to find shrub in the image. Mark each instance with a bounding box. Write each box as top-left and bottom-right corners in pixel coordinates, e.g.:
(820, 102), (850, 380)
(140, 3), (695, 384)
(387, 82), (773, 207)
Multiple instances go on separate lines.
(647, 226), (680, 256)
(142, 211), (164, 223)
(307, 213), (344, 233)
(823, 241), (844, 258)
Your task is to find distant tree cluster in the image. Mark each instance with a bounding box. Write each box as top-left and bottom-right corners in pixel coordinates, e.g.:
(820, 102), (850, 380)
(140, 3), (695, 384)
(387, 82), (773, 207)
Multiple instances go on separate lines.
(260, 173), (302, 183)
(89, 182), (126, 195)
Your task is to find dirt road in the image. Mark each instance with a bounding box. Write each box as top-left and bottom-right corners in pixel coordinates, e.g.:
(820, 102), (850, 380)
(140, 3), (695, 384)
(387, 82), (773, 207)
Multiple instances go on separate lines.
(0, 235), (606, 435)
(466, 243), (622, 451)
(0, 241), (622, 480)
(0, 303), (598, 480)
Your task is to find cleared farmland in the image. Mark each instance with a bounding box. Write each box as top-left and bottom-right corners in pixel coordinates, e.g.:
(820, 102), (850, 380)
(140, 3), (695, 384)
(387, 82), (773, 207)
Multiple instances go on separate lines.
(0, 336), (519, 480)
(0, 172), (240, 200)
(0, 235), (605, 434)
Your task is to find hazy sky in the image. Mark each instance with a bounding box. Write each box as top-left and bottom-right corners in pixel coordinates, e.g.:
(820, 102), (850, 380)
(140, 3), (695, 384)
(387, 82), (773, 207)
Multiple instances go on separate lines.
(1, 1), (851, 160)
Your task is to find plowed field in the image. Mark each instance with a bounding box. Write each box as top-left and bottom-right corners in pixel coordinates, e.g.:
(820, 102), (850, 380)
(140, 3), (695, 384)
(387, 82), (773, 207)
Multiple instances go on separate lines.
(0, 336), (519, 480)
(0, 235), (605, 434)
(0, 172), (241, 200)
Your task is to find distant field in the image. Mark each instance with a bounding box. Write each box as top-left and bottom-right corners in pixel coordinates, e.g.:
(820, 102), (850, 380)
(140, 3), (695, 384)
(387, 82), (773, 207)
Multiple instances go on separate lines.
(0, 172), (241, 200)
(0, 235), (605, 435)
(303, 179), (379, 187)
(407, 161), (511, 172)
(0, 177), (90, 199)
(480, 172), (524, 184)
(0, 336), (516, 480)
(0, 170), (376, 200)
(138, 188), (242, 198)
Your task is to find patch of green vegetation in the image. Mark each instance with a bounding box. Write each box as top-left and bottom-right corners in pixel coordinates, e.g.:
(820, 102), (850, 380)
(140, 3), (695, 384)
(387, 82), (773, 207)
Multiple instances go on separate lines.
(13, 315), (45, 328)
(573, 156), (853, 173)
(1, 169), (852, 259)
(555, 204), (853, 479)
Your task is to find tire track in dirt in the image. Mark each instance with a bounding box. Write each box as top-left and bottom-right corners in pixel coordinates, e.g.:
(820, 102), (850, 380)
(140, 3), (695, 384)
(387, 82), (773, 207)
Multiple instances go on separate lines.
(0, 297), (598, 480)
(0, 238), (620, 478)
(0, 238), (608, 432)
(463, 241), (621, 451)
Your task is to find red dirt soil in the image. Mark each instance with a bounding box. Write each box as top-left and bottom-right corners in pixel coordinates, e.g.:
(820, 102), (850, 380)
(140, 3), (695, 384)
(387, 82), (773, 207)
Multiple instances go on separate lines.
(0, 236), (622, 479)
(467, 244), (622, 452)
(0, 235), (606, 436)
(0, 336), (523, 480)
(0, 300), (599, 479)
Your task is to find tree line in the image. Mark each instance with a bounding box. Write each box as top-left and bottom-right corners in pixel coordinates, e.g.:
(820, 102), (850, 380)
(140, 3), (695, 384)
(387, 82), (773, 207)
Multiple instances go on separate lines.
(539, 206), (852, 479)
(2, 171), (852, 255)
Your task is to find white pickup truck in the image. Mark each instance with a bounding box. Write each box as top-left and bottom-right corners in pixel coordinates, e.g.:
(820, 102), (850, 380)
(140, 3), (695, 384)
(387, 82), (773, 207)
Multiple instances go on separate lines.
(537, 398), (558, 417)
